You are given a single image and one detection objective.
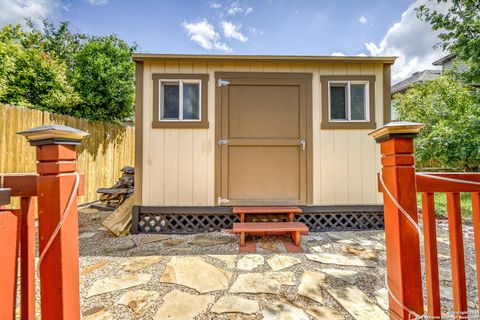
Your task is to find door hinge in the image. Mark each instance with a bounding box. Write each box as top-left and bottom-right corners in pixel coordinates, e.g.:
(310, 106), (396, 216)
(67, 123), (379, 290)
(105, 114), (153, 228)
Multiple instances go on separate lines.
(218, 79), (230, 87)
(217, 197), (230, 205)
(218, 139), (229, 146)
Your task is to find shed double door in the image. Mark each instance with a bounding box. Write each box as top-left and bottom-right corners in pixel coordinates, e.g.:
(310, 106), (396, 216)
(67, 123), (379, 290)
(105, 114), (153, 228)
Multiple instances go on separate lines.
(216, 73), (310, 206)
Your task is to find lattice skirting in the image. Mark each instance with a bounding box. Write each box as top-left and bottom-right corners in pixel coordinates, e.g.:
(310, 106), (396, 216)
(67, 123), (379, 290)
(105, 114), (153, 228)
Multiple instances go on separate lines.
(132, 206), (384, 234)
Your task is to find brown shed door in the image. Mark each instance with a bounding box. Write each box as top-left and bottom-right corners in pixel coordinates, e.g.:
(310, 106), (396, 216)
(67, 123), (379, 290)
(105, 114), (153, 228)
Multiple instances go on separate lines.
(218, 74), (309, 205)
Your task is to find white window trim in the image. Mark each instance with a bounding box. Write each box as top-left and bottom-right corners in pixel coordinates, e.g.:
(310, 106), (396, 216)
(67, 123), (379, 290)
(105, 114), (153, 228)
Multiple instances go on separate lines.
(159, 79), (202, 122)
(327, 80), (369, 122)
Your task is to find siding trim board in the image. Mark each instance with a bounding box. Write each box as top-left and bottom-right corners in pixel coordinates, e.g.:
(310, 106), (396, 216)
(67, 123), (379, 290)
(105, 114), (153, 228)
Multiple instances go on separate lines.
(383, 64), (392, 124)
(134, 205), (383, 214)
(134, 61), (144, 205)
(133, 53), (396, 64)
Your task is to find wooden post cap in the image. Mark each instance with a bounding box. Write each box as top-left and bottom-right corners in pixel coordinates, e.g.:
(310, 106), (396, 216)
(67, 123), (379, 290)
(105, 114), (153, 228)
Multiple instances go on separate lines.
(369, 121), (424, 143)
(17, 125), (89, 146)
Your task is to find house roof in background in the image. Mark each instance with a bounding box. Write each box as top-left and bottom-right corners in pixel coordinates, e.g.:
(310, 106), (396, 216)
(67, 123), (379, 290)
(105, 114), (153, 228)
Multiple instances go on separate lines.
(132, 53), (397, 64)
(432, 53), (456, 66)
(391, 69), (441, 95)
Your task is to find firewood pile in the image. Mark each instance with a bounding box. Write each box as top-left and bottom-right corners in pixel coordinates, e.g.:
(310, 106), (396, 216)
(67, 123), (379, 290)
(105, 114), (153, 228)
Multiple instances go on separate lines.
(96, 166), (134, 210)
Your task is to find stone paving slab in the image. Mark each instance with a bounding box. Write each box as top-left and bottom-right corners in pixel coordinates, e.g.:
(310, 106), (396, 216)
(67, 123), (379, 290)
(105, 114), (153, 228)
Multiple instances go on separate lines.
(160, 256), (232, 293)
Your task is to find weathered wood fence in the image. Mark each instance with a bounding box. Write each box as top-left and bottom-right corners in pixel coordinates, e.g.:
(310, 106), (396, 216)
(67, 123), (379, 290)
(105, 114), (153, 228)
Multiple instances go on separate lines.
(0, 103), (135, 204)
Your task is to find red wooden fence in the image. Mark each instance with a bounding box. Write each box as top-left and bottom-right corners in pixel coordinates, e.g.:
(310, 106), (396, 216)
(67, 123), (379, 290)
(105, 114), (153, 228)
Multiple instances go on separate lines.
(371, 122), (480, 320)
(0, 125), (87, 320)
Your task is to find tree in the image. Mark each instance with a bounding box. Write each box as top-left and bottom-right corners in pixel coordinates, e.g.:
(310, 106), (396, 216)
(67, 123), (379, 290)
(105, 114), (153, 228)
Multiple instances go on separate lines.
(0, 24), (80, 112)
(73, 35), (136, 121)
(0, 21), (136, 122)
(394, 75), (480, 171)
(28, 20), (87, 74)
(416, 0), (480, 83)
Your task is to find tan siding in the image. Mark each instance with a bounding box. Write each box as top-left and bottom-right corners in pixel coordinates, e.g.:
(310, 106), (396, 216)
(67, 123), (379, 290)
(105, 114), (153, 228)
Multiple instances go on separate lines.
(309, 62), (321, 204)
(141, 59), (385, 206)
(178, 129), (193, 205)
(347, 63), (366, 204)
(193, 61), (209, 205)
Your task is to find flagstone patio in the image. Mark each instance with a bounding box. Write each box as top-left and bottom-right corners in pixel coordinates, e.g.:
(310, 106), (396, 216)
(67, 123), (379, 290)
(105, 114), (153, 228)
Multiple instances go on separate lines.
(75, 208), (478, 320)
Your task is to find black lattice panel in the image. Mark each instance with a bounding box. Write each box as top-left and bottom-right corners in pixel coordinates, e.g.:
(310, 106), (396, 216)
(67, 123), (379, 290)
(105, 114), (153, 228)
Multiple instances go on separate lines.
(296, 212), (384, 232)
(136, 211), (383, 234)
(138, 213), (240, 233)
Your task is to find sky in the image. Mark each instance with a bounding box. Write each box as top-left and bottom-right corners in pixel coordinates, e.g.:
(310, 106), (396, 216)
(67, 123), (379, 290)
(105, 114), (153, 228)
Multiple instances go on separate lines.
(0, 0), (450, 83)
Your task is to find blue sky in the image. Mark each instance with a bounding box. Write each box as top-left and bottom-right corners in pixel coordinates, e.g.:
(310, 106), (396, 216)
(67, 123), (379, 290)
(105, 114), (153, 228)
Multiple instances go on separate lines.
(60, 0), (411, 55)
(0, 0), (449, 82)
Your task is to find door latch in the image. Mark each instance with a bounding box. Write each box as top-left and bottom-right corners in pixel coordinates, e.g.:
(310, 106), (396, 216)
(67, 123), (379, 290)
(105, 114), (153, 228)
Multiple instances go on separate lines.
(300, 139), (306, 151)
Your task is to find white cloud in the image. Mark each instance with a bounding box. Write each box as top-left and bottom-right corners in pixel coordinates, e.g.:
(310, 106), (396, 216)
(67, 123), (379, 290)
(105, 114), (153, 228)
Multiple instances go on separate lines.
(365, 0), (448, 83)
(182, 19), (231, 52)
(209, 2), (221, 9)
(331, 52), (345, 56)
(227, 6), (242, 15)
(222, 21), (248, 42)
(0, 0), (59, 26)
(87, 0), (107, 5)
(358, 15), (368, 24)
(227, 2), (253, 16)
(248, 26), (263, 36)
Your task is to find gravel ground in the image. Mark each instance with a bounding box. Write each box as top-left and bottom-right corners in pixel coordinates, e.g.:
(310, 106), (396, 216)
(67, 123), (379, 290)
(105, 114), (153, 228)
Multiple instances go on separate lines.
(17, 207), (480, 319)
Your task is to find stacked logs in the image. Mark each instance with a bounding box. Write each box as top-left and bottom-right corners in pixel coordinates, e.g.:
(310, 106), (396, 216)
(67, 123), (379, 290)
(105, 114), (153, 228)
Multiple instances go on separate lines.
(96, 166), (134, 209)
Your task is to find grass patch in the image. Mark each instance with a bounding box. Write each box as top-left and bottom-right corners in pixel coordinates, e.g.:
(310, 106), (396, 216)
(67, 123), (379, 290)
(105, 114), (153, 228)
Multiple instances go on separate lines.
(416, 193), (473, 218)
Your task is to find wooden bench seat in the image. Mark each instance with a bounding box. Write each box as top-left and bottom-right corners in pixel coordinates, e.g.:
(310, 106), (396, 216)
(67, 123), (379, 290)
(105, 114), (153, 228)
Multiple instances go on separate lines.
(233, 222), (308, 247)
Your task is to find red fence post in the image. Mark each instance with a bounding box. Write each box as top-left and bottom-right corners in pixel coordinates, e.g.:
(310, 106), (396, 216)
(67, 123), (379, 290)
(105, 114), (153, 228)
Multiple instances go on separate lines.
(18, 125), (88, 320)
(370, 122), (425, 319)
(0, 188), (19, 320)
(19, 196), (36, 320)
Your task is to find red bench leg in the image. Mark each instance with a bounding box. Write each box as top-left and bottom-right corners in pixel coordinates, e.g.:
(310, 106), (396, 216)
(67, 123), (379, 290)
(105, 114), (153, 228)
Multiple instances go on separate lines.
(293, 231), (300, 246)
(240, 232), (245, 247)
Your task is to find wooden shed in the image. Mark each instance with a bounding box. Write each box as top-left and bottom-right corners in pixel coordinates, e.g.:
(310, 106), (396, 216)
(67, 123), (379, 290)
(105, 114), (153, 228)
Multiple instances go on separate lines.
(131, 54), (395, 233)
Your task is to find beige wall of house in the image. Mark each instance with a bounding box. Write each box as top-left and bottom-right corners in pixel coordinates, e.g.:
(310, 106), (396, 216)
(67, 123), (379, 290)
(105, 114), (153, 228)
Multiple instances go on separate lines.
(136, 56), (392, 207)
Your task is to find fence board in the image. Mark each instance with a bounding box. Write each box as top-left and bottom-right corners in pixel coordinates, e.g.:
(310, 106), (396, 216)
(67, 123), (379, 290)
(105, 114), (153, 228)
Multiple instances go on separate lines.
(0, 104), (135, 204)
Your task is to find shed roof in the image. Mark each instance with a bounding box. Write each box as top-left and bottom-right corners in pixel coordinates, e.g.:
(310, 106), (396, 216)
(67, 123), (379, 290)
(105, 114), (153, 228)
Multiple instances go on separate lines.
(132, 53), (397, 64)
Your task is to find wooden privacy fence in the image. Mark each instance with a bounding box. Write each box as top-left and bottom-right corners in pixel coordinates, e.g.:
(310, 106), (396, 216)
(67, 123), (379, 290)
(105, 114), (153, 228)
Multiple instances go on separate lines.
(370, 122), (480, 320)
(0, 103), (135, 204)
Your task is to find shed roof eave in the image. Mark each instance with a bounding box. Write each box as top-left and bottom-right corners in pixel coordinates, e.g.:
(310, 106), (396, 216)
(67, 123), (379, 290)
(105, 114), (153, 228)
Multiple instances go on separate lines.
(131, 53), (397, 64)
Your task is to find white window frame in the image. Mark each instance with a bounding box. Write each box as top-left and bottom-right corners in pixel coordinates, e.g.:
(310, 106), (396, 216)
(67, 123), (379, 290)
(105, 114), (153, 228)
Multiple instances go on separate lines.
(328, 80), (369, 122)
(159, 79), (202, 122)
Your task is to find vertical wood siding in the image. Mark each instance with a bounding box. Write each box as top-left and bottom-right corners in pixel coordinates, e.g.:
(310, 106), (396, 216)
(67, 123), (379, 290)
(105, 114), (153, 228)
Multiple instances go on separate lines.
(142, 60), (384, 206)
(0, 103), (135, 205)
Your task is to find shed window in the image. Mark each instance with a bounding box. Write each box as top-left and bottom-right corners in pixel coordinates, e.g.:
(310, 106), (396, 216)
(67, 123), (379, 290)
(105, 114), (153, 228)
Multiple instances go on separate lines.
(329, 81), (368, 122)
(160, 80), (201, 121)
